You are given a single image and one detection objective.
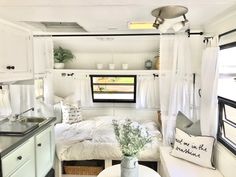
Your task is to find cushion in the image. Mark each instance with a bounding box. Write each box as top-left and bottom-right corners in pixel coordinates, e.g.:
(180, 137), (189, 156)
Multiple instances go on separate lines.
(64, 93), (80, 106)
(171, 128), (215, 169)
(186, 120), (201, 136)
(176, 111), (201, 136)
(61, 101), (82, 124)
(54, 95), (64, 104)
(176, 111), (193, 130)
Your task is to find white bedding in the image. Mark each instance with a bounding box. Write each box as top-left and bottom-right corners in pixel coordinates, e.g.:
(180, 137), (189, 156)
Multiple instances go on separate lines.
(55, 116), (162, 161)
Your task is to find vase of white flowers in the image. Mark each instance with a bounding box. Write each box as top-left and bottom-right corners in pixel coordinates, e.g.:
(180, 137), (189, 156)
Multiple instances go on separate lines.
(112, 119), (152, 177)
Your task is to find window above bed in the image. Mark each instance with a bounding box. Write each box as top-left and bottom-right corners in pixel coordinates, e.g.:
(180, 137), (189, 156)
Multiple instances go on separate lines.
(90, 75), (136, 103)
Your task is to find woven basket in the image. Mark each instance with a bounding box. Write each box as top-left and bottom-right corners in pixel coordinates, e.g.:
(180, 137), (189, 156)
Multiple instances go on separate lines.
(64, 165), (103, 175)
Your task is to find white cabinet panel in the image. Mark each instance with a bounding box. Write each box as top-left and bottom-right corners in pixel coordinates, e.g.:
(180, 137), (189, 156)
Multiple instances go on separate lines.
(33, 37), (53, 74)
(10, 158), (35, 177)
(2, 137), (35, 177)
(0, 19), (33, 82)
(35, 125), (54, 177)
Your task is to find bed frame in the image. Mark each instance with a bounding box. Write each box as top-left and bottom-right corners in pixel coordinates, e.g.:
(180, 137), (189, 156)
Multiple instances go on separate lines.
(54, 107), (160, 177)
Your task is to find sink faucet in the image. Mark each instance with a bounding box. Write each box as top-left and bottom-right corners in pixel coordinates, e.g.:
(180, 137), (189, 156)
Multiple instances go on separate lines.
(15, 107), (34, 120)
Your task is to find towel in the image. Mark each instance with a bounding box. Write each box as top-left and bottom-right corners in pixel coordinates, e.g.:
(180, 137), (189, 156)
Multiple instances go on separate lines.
(0, 88), (12, 117)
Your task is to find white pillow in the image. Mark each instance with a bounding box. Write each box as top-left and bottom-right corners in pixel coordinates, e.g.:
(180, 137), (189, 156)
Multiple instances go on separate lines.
(64, 93), (80, 106)
(61, 102), (83, 124)
(54, 95), (64, 104)
(171, 128), (215, 169)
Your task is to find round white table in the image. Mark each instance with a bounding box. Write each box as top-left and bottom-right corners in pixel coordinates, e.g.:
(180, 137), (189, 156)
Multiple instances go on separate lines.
(97, 164), (161, 177)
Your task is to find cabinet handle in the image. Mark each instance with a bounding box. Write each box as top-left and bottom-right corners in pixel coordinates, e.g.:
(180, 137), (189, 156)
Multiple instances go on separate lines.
(37, 143), (42, 147)
(17, 156), (22, 160)
(6, 66), (15, 70)
(6, 66), (11, 70)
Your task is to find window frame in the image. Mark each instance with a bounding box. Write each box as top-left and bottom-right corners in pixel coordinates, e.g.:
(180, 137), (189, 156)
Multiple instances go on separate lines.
(90, 75), (137, 103)
(218, 96), (236, 155)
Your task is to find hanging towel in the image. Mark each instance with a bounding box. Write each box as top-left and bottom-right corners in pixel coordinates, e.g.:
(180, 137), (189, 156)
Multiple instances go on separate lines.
(0, 88), (12, 117)
(10, 85), (34, 116)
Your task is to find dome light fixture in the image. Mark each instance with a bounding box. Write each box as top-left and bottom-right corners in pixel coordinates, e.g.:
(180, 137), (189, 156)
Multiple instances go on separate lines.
(151, 5), (189, 32)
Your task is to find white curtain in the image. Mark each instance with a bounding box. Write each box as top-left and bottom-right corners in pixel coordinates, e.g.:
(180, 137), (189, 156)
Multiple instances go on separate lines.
(75, 75), (93, 107)
(160, 34), (193, 145)
(0, 86), (12, 118)
(10, 84), (34, 116)
(136, 76), (159, 109)
(200, 37), (219, 137)
(44, 72), (54, 105)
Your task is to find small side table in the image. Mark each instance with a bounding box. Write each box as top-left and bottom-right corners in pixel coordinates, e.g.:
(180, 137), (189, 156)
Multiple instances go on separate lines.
(97, 164), (161, 177)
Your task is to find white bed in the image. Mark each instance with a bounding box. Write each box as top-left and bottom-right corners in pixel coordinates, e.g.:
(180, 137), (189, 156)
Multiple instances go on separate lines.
(54, 115), (162, 162)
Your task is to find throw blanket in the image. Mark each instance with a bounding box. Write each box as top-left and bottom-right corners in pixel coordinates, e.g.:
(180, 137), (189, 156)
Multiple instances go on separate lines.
(55, 118), (162, 160)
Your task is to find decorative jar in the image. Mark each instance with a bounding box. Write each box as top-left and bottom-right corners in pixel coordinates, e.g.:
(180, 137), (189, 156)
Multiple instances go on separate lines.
(121, 156), (138, 177)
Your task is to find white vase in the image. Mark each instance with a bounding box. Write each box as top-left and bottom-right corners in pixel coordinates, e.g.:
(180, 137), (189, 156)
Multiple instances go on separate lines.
(121, 156), (139, 177)
(109, 64), (115, 70)
(54, 63), (65, 69)
(97, 64), (103, 70)
(122, 64), (128, 70)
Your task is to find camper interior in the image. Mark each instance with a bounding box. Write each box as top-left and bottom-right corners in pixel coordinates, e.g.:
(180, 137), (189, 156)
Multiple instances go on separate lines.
(0, 1), (236, 177)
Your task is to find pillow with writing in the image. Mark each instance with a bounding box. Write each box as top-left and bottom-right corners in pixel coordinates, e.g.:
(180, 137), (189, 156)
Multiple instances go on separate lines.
(171, 128), (215, 169)
(61, 101), (83, 124)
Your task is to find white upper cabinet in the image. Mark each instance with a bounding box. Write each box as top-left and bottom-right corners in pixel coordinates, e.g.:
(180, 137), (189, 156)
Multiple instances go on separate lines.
(0, 19), (33, 82)
(33, 37), (54, 74)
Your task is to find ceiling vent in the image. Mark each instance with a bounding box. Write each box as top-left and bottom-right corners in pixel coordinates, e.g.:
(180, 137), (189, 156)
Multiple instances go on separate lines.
(41, 22), (87, 32)
(23, 21), (87, 32)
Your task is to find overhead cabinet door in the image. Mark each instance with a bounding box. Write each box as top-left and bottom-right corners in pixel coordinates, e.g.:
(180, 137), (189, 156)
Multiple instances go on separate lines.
(0, 21), (32, 73)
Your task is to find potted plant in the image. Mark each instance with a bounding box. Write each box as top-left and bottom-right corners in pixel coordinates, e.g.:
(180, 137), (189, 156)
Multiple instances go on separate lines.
(54, 46), (74, 69)
(113, 119), (152, 177)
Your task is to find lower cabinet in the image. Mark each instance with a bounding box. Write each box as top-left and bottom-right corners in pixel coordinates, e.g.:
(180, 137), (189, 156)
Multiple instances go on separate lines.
(2, 137), (35, 177)
(10, 158), (35, 177)
(1, 124), (55, 177)
(35, 126), (55, 177)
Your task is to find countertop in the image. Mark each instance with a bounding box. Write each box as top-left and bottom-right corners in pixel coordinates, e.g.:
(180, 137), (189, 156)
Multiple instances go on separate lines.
(0, 117), (56, 158)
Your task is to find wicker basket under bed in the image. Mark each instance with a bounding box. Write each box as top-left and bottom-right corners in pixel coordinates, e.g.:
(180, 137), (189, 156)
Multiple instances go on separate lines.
(64, 165), (103, 175)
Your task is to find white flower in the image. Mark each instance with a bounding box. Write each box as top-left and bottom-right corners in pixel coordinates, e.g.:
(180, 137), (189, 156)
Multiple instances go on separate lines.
(112, 119), (152, 157)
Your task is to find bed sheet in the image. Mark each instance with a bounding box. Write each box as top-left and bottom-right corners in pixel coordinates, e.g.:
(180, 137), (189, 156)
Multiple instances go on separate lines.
(55, 116), (162, 161)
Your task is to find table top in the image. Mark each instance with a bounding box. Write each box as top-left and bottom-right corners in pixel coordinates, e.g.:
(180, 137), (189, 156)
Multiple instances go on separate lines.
(97, 164), (161, 177)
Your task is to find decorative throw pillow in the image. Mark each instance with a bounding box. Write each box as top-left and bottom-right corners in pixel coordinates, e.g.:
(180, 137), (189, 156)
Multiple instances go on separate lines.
(176, 111), (193, 130)
(61, 102), (82, 124)
(185, 120), (201, 136)
(171, 128), (215, 169)
(176, 111), (201, 136)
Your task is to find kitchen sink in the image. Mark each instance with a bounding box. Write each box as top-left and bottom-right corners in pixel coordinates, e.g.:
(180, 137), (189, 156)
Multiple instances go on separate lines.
(19, 117), (47, 125)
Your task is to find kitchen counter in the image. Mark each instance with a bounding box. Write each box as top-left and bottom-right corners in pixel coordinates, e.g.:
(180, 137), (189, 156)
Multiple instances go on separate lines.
(0, 117), (56, 158)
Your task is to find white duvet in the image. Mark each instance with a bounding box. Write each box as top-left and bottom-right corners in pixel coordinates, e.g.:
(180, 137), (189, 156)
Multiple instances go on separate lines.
(55, 116), (162, 161)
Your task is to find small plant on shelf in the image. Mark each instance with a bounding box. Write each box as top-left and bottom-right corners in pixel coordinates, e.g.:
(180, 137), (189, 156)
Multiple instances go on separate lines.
(54, 46), (74, 69)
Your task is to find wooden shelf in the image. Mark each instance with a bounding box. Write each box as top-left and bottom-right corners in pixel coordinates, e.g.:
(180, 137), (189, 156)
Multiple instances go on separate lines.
(53, 69), (159, 75)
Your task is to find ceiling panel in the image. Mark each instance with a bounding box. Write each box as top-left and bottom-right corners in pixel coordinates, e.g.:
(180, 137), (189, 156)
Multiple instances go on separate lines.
(0, 0), (235, 32)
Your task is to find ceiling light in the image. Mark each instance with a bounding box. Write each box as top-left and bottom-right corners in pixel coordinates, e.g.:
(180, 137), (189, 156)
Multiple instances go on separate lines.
(128, 22), (155, 30)
(151, 5), (188, 32)
(152, 17), (164, 29)
(172, 15), (189, 32)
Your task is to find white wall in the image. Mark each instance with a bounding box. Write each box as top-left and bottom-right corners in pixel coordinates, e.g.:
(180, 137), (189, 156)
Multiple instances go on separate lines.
(205, 9), (236, 177)
(204, 10), (236, 36)
(52, 35), (203, 110)
(65, 52), (157, 70)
